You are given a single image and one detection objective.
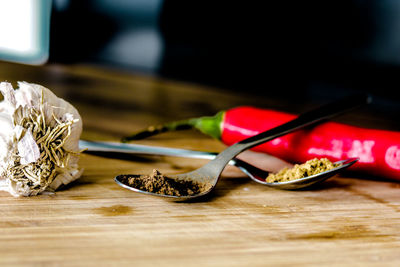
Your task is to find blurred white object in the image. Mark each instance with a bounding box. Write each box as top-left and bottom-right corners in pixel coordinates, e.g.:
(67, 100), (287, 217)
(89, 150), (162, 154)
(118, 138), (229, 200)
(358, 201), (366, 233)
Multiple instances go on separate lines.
(0, 0), (51, 65)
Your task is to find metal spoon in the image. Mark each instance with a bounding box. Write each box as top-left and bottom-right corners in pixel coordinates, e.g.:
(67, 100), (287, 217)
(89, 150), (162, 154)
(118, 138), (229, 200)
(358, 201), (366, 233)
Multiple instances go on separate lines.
(114, 94), (370, 200)
(80, 140), (268, 176)
(81, 140), (357, 189)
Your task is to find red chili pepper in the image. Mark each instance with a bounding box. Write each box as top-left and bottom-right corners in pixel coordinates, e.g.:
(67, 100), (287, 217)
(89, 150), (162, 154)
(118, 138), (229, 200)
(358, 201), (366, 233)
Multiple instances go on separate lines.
(123, 106), (400, 180)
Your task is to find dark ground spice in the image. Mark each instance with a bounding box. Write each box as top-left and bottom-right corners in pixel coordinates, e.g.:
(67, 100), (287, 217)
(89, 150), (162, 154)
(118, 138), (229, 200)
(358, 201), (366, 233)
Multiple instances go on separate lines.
(119, 169), (209, 196)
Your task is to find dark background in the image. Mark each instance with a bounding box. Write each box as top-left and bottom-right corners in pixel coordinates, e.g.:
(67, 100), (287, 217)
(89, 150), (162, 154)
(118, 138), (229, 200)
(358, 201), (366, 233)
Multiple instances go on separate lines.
(49, 0), (399, 128)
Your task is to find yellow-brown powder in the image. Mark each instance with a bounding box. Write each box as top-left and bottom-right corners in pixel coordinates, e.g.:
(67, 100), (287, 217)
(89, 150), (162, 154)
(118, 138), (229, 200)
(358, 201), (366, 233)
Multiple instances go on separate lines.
(266, 158), (339, 183)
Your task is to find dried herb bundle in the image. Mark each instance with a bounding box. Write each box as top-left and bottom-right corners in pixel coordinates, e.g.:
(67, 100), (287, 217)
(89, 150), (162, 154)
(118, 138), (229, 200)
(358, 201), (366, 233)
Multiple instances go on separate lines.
(0, 82), (82, 196)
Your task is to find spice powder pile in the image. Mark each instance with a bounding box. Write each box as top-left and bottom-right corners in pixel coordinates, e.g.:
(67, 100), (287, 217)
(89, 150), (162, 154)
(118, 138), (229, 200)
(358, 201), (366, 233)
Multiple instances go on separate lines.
(119, 169), (209, 197)
(266, 158), (340, 183)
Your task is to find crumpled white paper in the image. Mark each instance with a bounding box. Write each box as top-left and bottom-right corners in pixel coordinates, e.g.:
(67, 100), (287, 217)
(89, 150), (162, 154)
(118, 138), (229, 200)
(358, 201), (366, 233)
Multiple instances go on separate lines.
(17, 129), (40, 165)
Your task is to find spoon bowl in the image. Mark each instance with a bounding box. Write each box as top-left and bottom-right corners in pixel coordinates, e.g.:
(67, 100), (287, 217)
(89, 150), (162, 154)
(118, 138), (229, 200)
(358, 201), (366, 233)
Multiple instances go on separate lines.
(113, 94), (370, 200)
(115, 170), (217, 201)
(245, 157), (359, 190)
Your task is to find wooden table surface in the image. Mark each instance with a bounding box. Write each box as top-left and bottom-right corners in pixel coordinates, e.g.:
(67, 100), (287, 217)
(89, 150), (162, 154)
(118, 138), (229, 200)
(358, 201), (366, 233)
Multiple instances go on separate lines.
(0, 61), (399, 266)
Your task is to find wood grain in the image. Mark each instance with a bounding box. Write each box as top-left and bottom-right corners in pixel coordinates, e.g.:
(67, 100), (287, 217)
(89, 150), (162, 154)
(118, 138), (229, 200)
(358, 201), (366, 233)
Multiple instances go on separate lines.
(0, 61), (399, 266)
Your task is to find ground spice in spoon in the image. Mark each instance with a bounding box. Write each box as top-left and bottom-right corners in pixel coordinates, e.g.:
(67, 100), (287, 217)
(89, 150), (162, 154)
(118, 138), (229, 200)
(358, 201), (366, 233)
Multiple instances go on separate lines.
(119, 169), (209, 197)
(266, 158), (340, 183)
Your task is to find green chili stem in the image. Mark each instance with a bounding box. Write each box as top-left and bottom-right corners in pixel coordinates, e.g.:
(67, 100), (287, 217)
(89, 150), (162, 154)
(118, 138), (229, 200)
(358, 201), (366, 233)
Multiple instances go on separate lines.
(121, 111), (224, 142)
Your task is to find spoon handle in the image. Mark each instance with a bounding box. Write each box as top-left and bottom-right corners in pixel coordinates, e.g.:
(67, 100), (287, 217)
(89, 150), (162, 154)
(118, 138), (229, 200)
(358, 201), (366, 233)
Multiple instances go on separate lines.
(79, 140), (253, 170)
(238, 93), (371, 149)
(213, 93), (371, 168)
(79, 140), (218, 160)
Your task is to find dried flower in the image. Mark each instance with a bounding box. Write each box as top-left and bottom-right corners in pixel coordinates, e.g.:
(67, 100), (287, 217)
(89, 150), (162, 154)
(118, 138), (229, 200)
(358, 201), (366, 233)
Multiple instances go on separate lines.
(0, 82), (83, 196)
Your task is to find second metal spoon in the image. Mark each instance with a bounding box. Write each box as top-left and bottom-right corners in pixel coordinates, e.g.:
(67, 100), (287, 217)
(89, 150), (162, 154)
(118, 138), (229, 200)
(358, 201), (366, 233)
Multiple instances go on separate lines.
(81, 140), (357, 190)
